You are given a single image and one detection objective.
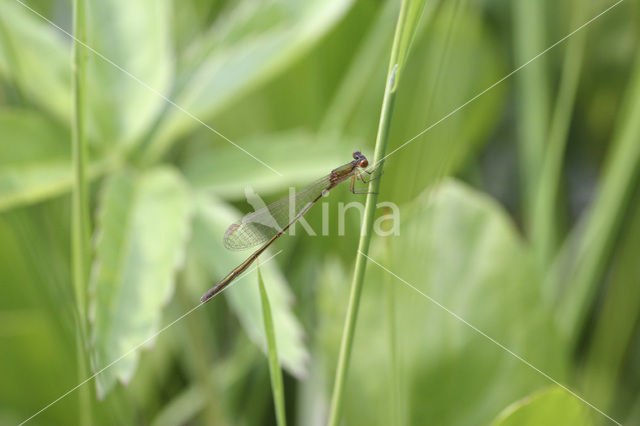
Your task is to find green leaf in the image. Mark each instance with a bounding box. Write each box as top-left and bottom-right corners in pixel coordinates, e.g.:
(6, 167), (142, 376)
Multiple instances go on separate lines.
(582, 196), (640, 410)
(0, 2), (71, 122)
(258, 266), (287, 426)
(554, 53), (640, 340)
(0, 109), (71, 211)
(143, 0), (355, 162)
(512, 0), (551, 235)
(181, 130), (355, 199)
(190, 194), (308, 377)
(89, 167), (192, 398)
(320, 180), (568, 425)
(491, 386), (593, 426)
(85, 0), (173, 147)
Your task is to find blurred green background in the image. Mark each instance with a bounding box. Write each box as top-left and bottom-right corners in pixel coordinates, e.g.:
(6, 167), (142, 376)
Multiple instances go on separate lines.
(1, 0), (639, 425)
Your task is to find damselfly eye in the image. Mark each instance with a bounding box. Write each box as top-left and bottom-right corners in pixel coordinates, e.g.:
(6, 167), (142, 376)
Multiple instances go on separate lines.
(360, 159), (369, 168)
(352, 151), (361, 159)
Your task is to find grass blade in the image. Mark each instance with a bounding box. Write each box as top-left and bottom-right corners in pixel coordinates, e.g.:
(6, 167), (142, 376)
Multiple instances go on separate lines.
(532, 0), (587, 273)
(581, 195), (640, 410)
(513, 0), (550, 238)
(71, 0), (92, 423)
(327, 1), (425, 425)
(557, 53), (640, 340)
(72, 0), (90, 318)
(258, 265), (287, 426)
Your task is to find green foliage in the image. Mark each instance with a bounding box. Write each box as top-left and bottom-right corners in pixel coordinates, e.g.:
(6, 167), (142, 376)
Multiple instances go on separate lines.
(190, 194), (307, 377)
(1, 0), (639, 425)
(0, 110), (71, 211)
(491, 386), (593, 426)
(554, 51), (640, 341)
(142, 0), (354, 163)
(84, 0), (173, 149)
(0, 2), (71, 122)
(382, 1), (506, 204)
(328, 1), (426, 424)
(89, 168), (192, 397)
(181, 130), (354, 198)
(318, 181), (567, 425)
(258, 266), (286, 426)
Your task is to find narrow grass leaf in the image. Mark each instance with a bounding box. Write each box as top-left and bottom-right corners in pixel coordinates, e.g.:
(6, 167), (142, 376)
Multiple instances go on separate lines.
(258, 265), (287, 426)
(513, 0), (550, 235)
(555, 54), (640, 340)
(72, 0), (93, 419)
(532, 0), (587, 273)
(328, 1), (426, 424)
(581, 196), (640, 409)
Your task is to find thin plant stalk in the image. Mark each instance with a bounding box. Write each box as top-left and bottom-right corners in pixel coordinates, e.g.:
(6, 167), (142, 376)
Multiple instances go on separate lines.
(72, 0), (92, 423)
(178, 285), (225, 425)
(582, 197), (640, 410)
(535, 0), (587, 288)
(383, 234), (400, 426)
(513, 0), (550, 239)
(558, 53), (640, 340)
(327, 1), (425, 424)
(258, 266), (287, 426)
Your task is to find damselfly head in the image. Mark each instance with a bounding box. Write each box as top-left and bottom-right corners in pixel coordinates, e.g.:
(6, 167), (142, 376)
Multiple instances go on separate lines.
(352, 151), (368, 167)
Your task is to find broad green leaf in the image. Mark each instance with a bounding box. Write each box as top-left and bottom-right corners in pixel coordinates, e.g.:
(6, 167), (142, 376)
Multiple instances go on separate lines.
(0, 110), (70, 211)
(0, 2), (71, 122)
(318, 180), (567, 425)
(89, 167), (192, 398)
(181, 130), (355, 199)
(190, 194), (308, 377)
(258, 267), (287, 426)
(491, 386), (593, 426)
(85, 0), (172, 148)
(143, 0), (355, 162)
(0, 109), (113, 212)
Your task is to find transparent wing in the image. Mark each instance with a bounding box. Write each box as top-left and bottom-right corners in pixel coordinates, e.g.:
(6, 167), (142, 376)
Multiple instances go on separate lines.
(223, 174), (333, 250)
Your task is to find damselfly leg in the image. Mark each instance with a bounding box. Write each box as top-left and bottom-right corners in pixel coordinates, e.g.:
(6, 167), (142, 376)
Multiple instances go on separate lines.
(350, 165), (383, 194)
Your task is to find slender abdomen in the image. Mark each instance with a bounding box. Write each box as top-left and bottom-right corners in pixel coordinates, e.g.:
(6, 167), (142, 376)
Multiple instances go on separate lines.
(200, 255), (257, 303)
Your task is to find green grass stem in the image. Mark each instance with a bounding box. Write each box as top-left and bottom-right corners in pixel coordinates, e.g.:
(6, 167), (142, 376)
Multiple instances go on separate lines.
(258, 266), (287, 426)
(558, 53), (640, 341)
(72, 0), (92, 423)
(327, 1), (425, 425)
(534, 0), (587, 284)
(513, 0), (550, 239)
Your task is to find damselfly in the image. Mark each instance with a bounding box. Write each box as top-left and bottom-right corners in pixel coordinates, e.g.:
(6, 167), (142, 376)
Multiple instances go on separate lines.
(200, 151), (380, 303)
